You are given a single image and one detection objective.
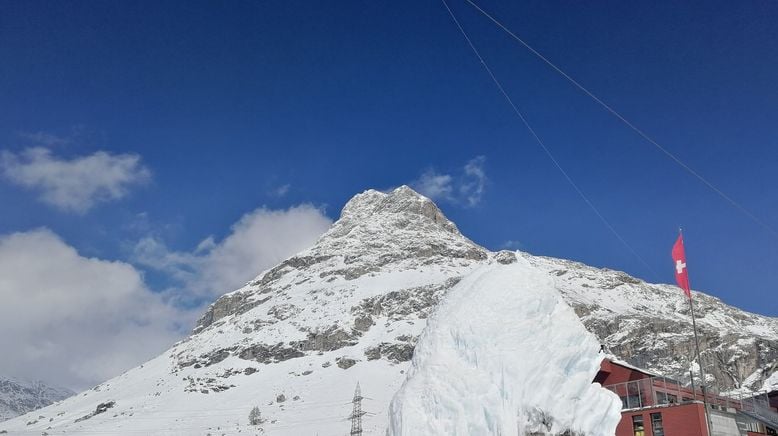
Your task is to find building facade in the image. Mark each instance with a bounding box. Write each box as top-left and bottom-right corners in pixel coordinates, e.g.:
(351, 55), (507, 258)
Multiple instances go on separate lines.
(595, 358), (778, 436)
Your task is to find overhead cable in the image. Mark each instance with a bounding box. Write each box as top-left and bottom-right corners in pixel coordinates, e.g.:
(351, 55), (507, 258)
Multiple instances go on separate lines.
(462, 0), (778, 239)
(440, 0), (659, 278)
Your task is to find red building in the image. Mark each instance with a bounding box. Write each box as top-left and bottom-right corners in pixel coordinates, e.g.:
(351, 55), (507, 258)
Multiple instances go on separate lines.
(595, 358), (778, 436)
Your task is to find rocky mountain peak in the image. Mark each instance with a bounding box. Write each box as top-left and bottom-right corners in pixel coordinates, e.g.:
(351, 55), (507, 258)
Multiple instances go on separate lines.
(191, 186), (487, 334)
(330, 185), (460, 239)
(311, 185), (485, 271)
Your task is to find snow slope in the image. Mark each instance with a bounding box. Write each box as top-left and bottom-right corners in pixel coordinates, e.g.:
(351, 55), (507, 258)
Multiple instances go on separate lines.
(388, 260), (621, 435)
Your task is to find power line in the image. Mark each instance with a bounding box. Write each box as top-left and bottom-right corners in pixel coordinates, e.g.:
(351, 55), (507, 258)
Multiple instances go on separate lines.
(440, 0), (659, 279)
(460, 0), (778, 239)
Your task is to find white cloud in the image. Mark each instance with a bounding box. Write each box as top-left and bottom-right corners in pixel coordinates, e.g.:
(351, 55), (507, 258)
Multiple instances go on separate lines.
(0, 193), (330, 391)
(413, 171), (454, 201)
(133, 204), (333, 300)
(461, 156), (487, 207)
(411, 156), (487, 207)
(0, 147), (151, 213)
(0, 229), (194, 391)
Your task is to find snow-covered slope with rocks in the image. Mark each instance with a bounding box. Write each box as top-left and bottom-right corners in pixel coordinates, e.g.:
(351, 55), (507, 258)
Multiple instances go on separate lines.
(527, 255), (778, 394)
(2, 186), (776, 435)
(0, 377), (73, 422)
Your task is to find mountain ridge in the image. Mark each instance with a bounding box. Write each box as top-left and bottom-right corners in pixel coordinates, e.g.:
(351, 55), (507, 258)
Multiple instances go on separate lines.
(0, 377), (74, 422)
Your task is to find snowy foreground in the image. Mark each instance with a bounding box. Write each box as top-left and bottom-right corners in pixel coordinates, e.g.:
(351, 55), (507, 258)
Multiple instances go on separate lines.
(388, 260), (621, 436)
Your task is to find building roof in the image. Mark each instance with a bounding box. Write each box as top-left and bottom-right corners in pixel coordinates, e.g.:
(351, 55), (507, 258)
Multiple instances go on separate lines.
(603, 355), (662, 378)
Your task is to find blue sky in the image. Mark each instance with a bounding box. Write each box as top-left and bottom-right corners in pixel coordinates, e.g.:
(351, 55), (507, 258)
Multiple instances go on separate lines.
(1, 1), (777, 386)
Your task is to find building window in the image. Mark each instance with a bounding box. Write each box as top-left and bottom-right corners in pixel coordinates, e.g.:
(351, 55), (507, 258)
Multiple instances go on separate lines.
(632, 415), (645, 436)
(651, 413), (664, 436)
(657, 392), (677, 405)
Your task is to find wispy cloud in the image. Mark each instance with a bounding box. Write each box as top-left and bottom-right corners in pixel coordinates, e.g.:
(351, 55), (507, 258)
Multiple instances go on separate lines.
(411, 156), (488, 207)
(0, 147), (151, 213)
(501, 240), (523, 250)
(461, 156), (487, 207)
(18, 131), (70, 147)
(133, 204), (332, 301)
(271, 183), (291, 197)
(413, 171), (453, 200)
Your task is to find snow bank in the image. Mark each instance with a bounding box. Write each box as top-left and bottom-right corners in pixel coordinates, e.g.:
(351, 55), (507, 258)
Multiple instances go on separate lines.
(387, 255), (622, 436)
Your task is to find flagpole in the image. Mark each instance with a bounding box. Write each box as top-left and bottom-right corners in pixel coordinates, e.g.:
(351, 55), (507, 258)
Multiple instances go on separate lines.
(680, 228), (713, 435)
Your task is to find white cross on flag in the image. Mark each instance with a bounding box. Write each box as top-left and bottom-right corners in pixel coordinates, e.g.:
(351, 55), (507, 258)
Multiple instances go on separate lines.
(671, 234), (691, 298)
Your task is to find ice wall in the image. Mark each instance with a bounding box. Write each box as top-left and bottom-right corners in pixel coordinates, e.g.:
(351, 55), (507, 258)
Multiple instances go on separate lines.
(387, 254), (622, 436)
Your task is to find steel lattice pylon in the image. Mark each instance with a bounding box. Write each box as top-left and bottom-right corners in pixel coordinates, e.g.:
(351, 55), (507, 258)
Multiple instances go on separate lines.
(348, 382), (365, 436)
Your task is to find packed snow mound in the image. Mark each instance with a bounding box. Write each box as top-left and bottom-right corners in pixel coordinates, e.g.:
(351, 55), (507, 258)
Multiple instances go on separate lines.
(388, 256), (622, 436)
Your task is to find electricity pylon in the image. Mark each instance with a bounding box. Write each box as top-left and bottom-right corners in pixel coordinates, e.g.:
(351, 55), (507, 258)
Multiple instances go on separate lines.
(348, 382), (366, 436)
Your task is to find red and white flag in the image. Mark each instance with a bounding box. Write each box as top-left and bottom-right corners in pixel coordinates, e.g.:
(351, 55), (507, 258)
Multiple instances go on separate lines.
(671, 234), (691, 298)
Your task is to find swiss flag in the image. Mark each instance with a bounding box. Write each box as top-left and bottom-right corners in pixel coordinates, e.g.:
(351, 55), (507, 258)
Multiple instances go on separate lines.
(672, 234), (691, 298)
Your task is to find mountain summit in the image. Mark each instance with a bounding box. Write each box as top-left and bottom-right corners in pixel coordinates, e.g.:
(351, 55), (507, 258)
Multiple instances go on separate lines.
(335, 185), (461, 234)
(3, 186), (776, 435)
(304, 185), (484, 268)
(194, 185), (485, 335)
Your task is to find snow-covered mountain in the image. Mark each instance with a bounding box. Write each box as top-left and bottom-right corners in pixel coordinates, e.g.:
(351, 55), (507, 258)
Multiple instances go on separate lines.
(1, 186), (776, 435)
(527, 255), (778, 394)
(0, 377), (73, 422)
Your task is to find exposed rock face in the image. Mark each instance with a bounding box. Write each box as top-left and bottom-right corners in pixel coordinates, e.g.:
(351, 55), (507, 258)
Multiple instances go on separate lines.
(194, 292), (271, 334)
(351, 278), (462, 322)
(291, 326), (360, 352)
(364, 342), (415, 363)
(74, 401), (115, 423)
(238, 344), (305, 364)
(494, 250), (517, 264)
(0, 378), (73, 422)
(336, 358), (358, 369)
